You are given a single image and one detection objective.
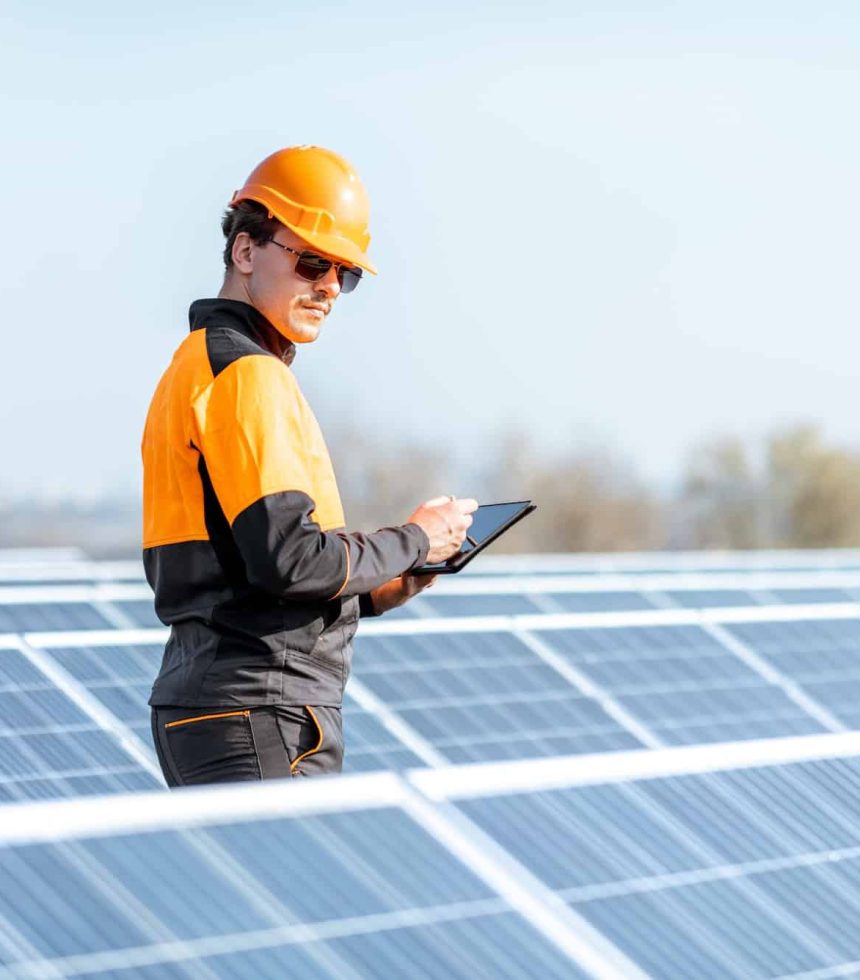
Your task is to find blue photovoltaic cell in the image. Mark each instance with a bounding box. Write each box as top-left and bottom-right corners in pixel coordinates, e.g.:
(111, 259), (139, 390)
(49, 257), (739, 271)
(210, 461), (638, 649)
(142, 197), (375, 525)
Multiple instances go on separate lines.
(0, 603), (114, 632)
(459, 756), (860, 979)
(342, 693), (426, 772)
(537, 625), (827, 744)
(45, 643), (165, 741)
(314, 912), (590, 980)
(0, 805), (583, 979)
(664, 590), (759, 608)
(770, 588), (855, 604)
(112, 600), (163, 628)
(370, 602), (423, 620)
(352, 631), (643, 763)
(43, 645), (426, 773)
(725, 618), (860, 728)
(420, 593), (545, 617)
(0, 647), (162, 802)
(541, 592), (657, 613)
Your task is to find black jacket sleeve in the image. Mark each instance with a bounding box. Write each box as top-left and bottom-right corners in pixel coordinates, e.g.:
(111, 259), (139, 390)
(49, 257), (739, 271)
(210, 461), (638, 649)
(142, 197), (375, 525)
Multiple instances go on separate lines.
(231, 490), (430, 601)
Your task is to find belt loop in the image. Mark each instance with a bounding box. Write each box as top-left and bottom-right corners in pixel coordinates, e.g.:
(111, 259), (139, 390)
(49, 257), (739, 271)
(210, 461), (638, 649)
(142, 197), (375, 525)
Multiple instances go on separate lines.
(248, 708), (293, 780)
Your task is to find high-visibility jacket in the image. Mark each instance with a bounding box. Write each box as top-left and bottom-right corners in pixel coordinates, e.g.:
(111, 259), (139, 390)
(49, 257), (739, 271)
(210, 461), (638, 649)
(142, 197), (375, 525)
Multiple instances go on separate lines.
(143, 298), (429, 707)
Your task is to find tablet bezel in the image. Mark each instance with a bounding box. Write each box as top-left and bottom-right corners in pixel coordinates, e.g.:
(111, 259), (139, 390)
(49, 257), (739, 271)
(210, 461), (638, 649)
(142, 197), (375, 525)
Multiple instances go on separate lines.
(407, 499), (536, 576)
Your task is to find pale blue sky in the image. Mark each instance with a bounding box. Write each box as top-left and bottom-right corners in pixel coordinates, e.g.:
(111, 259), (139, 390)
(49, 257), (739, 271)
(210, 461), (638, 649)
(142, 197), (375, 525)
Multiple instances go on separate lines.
(2, 1), (859, 500)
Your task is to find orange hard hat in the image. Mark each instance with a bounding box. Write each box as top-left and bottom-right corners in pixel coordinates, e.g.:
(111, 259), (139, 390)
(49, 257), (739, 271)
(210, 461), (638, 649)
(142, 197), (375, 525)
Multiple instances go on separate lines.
(229, 145), (377, 275)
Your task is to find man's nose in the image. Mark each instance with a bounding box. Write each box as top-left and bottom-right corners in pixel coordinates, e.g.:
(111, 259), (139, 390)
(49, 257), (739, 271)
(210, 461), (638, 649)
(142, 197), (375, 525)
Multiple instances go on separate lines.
(315, 265), (341, 299)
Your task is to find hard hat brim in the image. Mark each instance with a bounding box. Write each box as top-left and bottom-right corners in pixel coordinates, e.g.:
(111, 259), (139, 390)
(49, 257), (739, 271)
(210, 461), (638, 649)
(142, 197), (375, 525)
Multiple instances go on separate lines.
(284, 223), (378, 276)
(230, 186), (378, 275)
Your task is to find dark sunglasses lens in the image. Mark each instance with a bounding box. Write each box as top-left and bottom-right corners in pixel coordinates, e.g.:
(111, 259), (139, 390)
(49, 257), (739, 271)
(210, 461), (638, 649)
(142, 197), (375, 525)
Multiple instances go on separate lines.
(338, 266), (363, 294)
(294, 252), (332, 282)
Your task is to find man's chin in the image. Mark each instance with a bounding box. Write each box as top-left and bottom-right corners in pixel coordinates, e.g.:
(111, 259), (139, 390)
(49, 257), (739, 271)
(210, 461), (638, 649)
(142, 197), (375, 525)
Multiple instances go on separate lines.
(278, 318), (321, 345)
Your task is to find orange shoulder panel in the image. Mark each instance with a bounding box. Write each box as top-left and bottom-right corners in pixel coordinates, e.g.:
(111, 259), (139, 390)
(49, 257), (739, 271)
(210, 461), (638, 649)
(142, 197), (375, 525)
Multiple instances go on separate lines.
(192, 355), (346, 529)
(142, 330), (212, 549)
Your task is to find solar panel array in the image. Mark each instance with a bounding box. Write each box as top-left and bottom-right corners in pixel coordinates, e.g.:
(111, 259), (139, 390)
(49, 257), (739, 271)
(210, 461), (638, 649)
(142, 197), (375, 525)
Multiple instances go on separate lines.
(3, 546), (860, 977)
(3, 733), (860, 978)
(4, 550), (860, 792)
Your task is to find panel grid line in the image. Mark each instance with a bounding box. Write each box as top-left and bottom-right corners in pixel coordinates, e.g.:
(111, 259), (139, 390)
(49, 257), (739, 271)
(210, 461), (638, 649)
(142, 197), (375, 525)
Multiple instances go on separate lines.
(345, 678), (448, 768)
(13, 637), (163, 781)
(703, 621), (847, 734)
(615, 778), (845, 967)
(400, 792), (649, 979)
(0, 899), (511, 980)
(515, 629), (664, 750)
(556, 843), (860, 902)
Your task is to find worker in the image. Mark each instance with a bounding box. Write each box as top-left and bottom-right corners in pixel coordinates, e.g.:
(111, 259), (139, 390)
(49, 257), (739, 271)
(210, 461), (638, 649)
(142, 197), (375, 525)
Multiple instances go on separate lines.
(142, 145), (476, 785)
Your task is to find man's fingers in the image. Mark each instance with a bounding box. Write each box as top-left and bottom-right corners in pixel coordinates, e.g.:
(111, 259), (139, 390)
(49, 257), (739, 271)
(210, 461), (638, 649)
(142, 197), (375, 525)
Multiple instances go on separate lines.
(423, 496), (479, 512)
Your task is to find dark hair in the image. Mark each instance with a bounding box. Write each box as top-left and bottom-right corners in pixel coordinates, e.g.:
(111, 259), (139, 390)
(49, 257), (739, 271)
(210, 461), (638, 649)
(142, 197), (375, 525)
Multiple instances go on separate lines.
(221, 199), (281, 269)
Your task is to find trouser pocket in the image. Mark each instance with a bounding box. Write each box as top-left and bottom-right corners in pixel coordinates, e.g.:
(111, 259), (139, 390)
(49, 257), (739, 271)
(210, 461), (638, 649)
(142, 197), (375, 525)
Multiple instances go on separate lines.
(151, 705), (343, 786)
(275, 704), (343, 777)
(153, 708), (261, 786)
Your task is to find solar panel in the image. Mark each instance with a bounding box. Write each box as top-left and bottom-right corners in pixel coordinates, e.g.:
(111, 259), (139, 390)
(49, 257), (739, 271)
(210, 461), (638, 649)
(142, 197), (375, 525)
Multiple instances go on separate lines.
(6, 547), (860, 976)
(0, 641), (162, 802)
(663, 589), (760, 608)
(44, 641), (164, 743)
(726, 618), (860, 730)
(535, 623), (830, 745)
(0, 775), (599, 979)
(352, 630), (644, 764)
(419, 593), (548, 617)
(110, 600), (164, 628)
(770, 587), (858, 604)
(0, 602), (115, 632)
(539, 592), (658, 613)
(4, 732), (860, 978)
(5, 565), (860, 636)
(8, 598), (855, 795)
(451, 746), (860, 978)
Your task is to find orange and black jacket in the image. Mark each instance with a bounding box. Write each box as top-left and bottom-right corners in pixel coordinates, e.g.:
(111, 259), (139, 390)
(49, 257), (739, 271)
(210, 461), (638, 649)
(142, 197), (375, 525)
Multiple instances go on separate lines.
(142, 298), (429, 708)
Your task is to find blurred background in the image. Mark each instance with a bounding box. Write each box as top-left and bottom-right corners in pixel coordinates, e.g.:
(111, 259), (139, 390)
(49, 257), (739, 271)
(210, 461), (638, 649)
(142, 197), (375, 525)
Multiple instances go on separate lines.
(2, 0), (859, 557)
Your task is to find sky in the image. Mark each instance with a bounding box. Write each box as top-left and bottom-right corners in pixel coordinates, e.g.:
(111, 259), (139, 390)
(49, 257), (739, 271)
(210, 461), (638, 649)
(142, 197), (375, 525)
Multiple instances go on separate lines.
(2, 0), (860, 502)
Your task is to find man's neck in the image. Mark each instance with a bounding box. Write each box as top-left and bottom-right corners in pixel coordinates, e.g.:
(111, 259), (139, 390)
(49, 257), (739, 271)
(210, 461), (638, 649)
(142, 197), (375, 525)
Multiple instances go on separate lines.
(207, 288), (296, 366)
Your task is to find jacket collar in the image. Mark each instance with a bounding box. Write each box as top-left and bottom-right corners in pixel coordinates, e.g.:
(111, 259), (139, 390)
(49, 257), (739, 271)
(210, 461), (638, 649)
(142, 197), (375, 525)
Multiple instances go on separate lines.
(188, 298), (296, 366)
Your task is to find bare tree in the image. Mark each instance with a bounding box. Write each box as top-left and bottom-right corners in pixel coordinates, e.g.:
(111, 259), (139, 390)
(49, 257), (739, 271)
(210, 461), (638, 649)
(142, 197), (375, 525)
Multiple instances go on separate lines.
(482, 431), (662, 552)
(678, 437), (761, 548)
(766, 425), (860, 547)
(328, 425), (455, 533)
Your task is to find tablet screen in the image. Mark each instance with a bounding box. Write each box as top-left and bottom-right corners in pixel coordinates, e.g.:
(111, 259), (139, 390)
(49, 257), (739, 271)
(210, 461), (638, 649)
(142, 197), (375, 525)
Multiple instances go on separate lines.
(411, 500), (534, 574)
(458, 501), (532, 554)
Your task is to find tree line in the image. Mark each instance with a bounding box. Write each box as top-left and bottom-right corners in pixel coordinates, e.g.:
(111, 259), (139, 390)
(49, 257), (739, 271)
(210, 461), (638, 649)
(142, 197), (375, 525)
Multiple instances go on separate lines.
(3, 423), (859, 555)
(331, 423), (860, 552)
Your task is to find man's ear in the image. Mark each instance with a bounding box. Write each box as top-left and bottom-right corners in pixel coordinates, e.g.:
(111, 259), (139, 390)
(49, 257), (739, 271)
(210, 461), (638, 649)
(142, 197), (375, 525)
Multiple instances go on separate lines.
(231, 232), (255, 274)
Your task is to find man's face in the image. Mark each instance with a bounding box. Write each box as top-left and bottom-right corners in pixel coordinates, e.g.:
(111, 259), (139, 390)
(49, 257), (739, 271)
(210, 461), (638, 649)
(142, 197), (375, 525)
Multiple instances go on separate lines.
(232, 225), (343, 344)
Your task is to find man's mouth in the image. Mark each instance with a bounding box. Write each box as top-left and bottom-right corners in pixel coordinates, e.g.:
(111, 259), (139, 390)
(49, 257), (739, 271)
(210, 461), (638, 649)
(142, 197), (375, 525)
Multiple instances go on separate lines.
(302, 305), (328, 320)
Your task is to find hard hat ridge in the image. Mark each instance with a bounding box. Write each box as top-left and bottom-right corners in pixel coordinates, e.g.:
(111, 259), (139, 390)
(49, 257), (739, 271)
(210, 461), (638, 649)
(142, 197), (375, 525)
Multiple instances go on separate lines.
(229, 145), (377, 275)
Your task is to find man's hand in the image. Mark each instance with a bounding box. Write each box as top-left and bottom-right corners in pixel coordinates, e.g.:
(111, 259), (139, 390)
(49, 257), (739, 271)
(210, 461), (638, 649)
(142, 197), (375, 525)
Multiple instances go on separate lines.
(369, 571), (438, 615)
(406, 495), (479, 565)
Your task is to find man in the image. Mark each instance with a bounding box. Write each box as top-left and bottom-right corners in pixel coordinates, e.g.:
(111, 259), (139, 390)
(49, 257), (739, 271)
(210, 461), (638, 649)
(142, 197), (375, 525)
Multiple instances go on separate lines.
(142, 145), (476, 786)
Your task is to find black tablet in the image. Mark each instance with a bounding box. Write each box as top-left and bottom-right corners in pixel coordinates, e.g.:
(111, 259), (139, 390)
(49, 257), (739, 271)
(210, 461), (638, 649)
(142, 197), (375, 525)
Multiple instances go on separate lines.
(408, 500), (536, 575)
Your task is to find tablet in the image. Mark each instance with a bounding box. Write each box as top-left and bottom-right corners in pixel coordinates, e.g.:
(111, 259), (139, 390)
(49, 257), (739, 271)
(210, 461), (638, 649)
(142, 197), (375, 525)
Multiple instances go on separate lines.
(408, 500), (536, 575)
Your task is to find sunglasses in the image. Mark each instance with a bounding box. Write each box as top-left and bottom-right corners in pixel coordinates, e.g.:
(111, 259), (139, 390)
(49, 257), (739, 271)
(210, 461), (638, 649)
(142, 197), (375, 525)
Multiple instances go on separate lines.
(264, 239), (363, 294)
